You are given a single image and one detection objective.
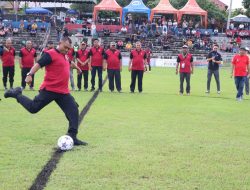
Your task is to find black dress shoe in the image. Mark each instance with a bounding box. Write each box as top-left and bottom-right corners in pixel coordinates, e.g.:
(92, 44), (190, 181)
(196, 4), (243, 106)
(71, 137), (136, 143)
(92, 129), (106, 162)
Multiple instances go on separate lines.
(73, 138), (88, 146)
(4, 87), (22, 98)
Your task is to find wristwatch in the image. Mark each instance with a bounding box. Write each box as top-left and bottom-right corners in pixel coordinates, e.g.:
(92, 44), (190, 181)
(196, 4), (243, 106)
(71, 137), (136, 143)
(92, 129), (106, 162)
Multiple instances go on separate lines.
(26, 72), (33, 76)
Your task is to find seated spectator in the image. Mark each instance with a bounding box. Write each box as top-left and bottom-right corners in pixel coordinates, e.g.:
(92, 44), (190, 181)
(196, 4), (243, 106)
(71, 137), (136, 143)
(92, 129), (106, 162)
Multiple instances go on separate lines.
(185, 28), (191, 36)
(204, 30), (210, 37)
(162, 24), (167, 35)
(13, 28), (19, 36)
(239, 23), (244, 30)
(0, 29), (6, 37)
(121, 26), (127, 34)
(0, 21), (4, 30)
(86, 27), (91, 36)
(236, 36), (242, 47)
(117, 40), (123, 50)
(65, 17), (70, 23)
(30, 29), (37, 37)
(103, 29), (110, 36)
(214, 28), (219, 36)
(125, 41), (132, 51)
(82, 22), (87, 35)
(31, 22), (38, 31)
(40, 21), (46, 32)
(27, 23), (31, 32)
(230, 22), (234, 30)
(162, 41), (170, 50)
(19, 20), (24, 32)
(191, 29), (196, 37)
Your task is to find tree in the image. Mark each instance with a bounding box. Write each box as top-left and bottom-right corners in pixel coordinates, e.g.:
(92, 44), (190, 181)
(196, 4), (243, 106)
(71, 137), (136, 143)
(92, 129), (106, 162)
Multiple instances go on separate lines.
(242, 0), (250, 17)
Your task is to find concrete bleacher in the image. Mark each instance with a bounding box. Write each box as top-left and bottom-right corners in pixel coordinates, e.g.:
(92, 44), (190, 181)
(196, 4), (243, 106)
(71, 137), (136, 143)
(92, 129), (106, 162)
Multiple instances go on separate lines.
(99, 32), (208, 59)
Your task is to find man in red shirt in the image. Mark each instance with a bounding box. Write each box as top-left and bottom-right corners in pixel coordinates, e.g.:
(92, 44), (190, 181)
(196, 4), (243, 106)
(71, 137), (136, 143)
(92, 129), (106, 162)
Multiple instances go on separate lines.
(145, 47), (152, 72)
(89, 38), (104, 92)
(104, 42), (122, 92)
(231, 47), (250, 101)
(176, 45), (194, 95)
(67, 47), (76, 91)
(0, 38), (15, 90)
(76, 41), (89, 91)
(19, 41), (37, 90)
(4, 37), (87, 146)
(128, 41), (147, 93)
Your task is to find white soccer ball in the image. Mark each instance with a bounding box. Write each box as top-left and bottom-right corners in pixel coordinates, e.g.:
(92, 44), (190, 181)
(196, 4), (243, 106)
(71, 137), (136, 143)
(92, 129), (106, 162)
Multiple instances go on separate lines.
(57, 135), (74, 151)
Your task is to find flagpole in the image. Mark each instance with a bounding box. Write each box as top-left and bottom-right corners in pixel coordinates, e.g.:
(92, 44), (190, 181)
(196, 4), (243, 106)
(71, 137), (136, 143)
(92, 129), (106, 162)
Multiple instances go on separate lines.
(226, 0), (233, 29)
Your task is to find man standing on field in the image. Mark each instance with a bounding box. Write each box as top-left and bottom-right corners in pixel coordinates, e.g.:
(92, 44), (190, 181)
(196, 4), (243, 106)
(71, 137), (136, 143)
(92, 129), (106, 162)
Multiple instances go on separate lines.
(0, 38), (15, 90)
(104, 41), (122, 92)
(89, 38), (104, 92)
(176, 45), (193, 95)
(231, 47), (250, 101)
(19, 41), (37, 90)
(206, 44), (223, 94)
(4, 37), (87, 146)
(128, 41), (147, 93)
(76, 41), (90, 91)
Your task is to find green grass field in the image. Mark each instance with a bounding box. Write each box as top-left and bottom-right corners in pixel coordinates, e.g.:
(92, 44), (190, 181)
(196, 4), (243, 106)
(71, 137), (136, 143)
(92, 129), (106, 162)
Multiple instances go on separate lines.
(0, 66), (250, 190)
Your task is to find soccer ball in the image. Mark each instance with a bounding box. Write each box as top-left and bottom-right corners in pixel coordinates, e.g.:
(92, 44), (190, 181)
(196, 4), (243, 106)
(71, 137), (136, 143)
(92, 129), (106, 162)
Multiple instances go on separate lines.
(57, 135), (74, 151)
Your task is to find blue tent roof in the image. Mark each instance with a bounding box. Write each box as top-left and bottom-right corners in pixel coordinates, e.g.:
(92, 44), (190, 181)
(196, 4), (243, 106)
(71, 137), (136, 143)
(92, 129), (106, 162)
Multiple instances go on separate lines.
(122, 0), (151, 23)
(66, 9), (79, 14)
(25, 7), (53, 15)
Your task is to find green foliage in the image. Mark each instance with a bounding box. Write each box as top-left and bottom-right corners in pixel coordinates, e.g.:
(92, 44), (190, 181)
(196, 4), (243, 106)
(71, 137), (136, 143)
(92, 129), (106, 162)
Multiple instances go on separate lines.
(231, 8), (245, 18)
(70, 3), (94, 14)
(242, 0), (250, 17)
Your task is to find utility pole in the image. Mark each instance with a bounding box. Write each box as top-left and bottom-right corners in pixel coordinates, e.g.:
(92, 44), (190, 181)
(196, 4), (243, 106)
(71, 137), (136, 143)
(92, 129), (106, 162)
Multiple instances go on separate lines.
(226, 0), (233, 29)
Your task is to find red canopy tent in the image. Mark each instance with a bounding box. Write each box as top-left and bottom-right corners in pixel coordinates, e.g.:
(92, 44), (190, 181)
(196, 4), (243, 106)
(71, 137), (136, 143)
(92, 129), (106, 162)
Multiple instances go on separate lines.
(178, 0), (207, 28)
(93, 0), (122, 24)
(150, 0), (178, 21)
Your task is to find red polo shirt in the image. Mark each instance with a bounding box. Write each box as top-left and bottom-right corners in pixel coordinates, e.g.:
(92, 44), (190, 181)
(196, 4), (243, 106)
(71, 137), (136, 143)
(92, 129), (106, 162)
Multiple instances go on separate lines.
(89, 46), (104, 67)
(19, 47), (37, 68)
(145, 49), (152, 64)
(130, 49), (146, 71)
(76, 48), (89, 71)
(232, 54), (249, 77)
(104, 49), (122, 70)
(1, 47), (15, 67)
(66, 48), (75, 62)
(38, 49), (70, 94)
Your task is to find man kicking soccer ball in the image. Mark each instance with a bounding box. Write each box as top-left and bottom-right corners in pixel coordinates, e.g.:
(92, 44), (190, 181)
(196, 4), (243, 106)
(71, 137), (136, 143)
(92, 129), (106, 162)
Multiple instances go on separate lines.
(4, 37), (87, 146)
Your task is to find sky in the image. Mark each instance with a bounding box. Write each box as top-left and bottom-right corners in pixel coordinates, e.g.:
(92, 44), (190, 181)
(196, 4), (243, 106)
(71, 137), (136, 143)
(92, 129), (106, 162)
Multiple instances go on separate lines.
(221, 0), (244, 9)
(23, 0), (243, 9)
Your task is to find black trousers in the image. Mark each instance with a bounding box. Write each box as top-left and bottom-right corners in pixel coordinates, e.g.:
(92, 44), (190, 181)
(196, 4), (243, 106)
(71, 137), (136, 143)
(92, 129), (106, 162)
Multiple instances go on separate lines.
(2, 66), (14, 88)
(77, 70), (89, 90)
(130, 70), (144, 92)
(16, 89), (79, 136)
(91, 66), (103, 90)
(21, 67), (34, 88)
(207, 69), (220, 91)
(107, 69), (121, 91)
(180, 72), (191, 93)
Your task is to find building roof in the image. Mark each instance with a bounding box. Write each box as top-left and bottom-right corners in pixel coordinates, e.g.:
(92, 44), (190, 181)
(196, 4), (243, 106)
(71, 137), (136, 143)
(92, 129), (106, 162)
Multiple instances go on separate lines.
(209, 0), (227, 10)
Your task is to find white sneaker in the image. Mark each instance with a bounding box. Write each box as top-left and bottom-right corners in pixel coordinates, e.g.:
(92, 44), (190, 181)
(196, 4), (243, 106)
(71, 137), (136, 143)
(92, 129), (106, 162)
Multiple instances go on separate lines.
(205, 90), (210, 94)
(217, 91), (221, 94)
